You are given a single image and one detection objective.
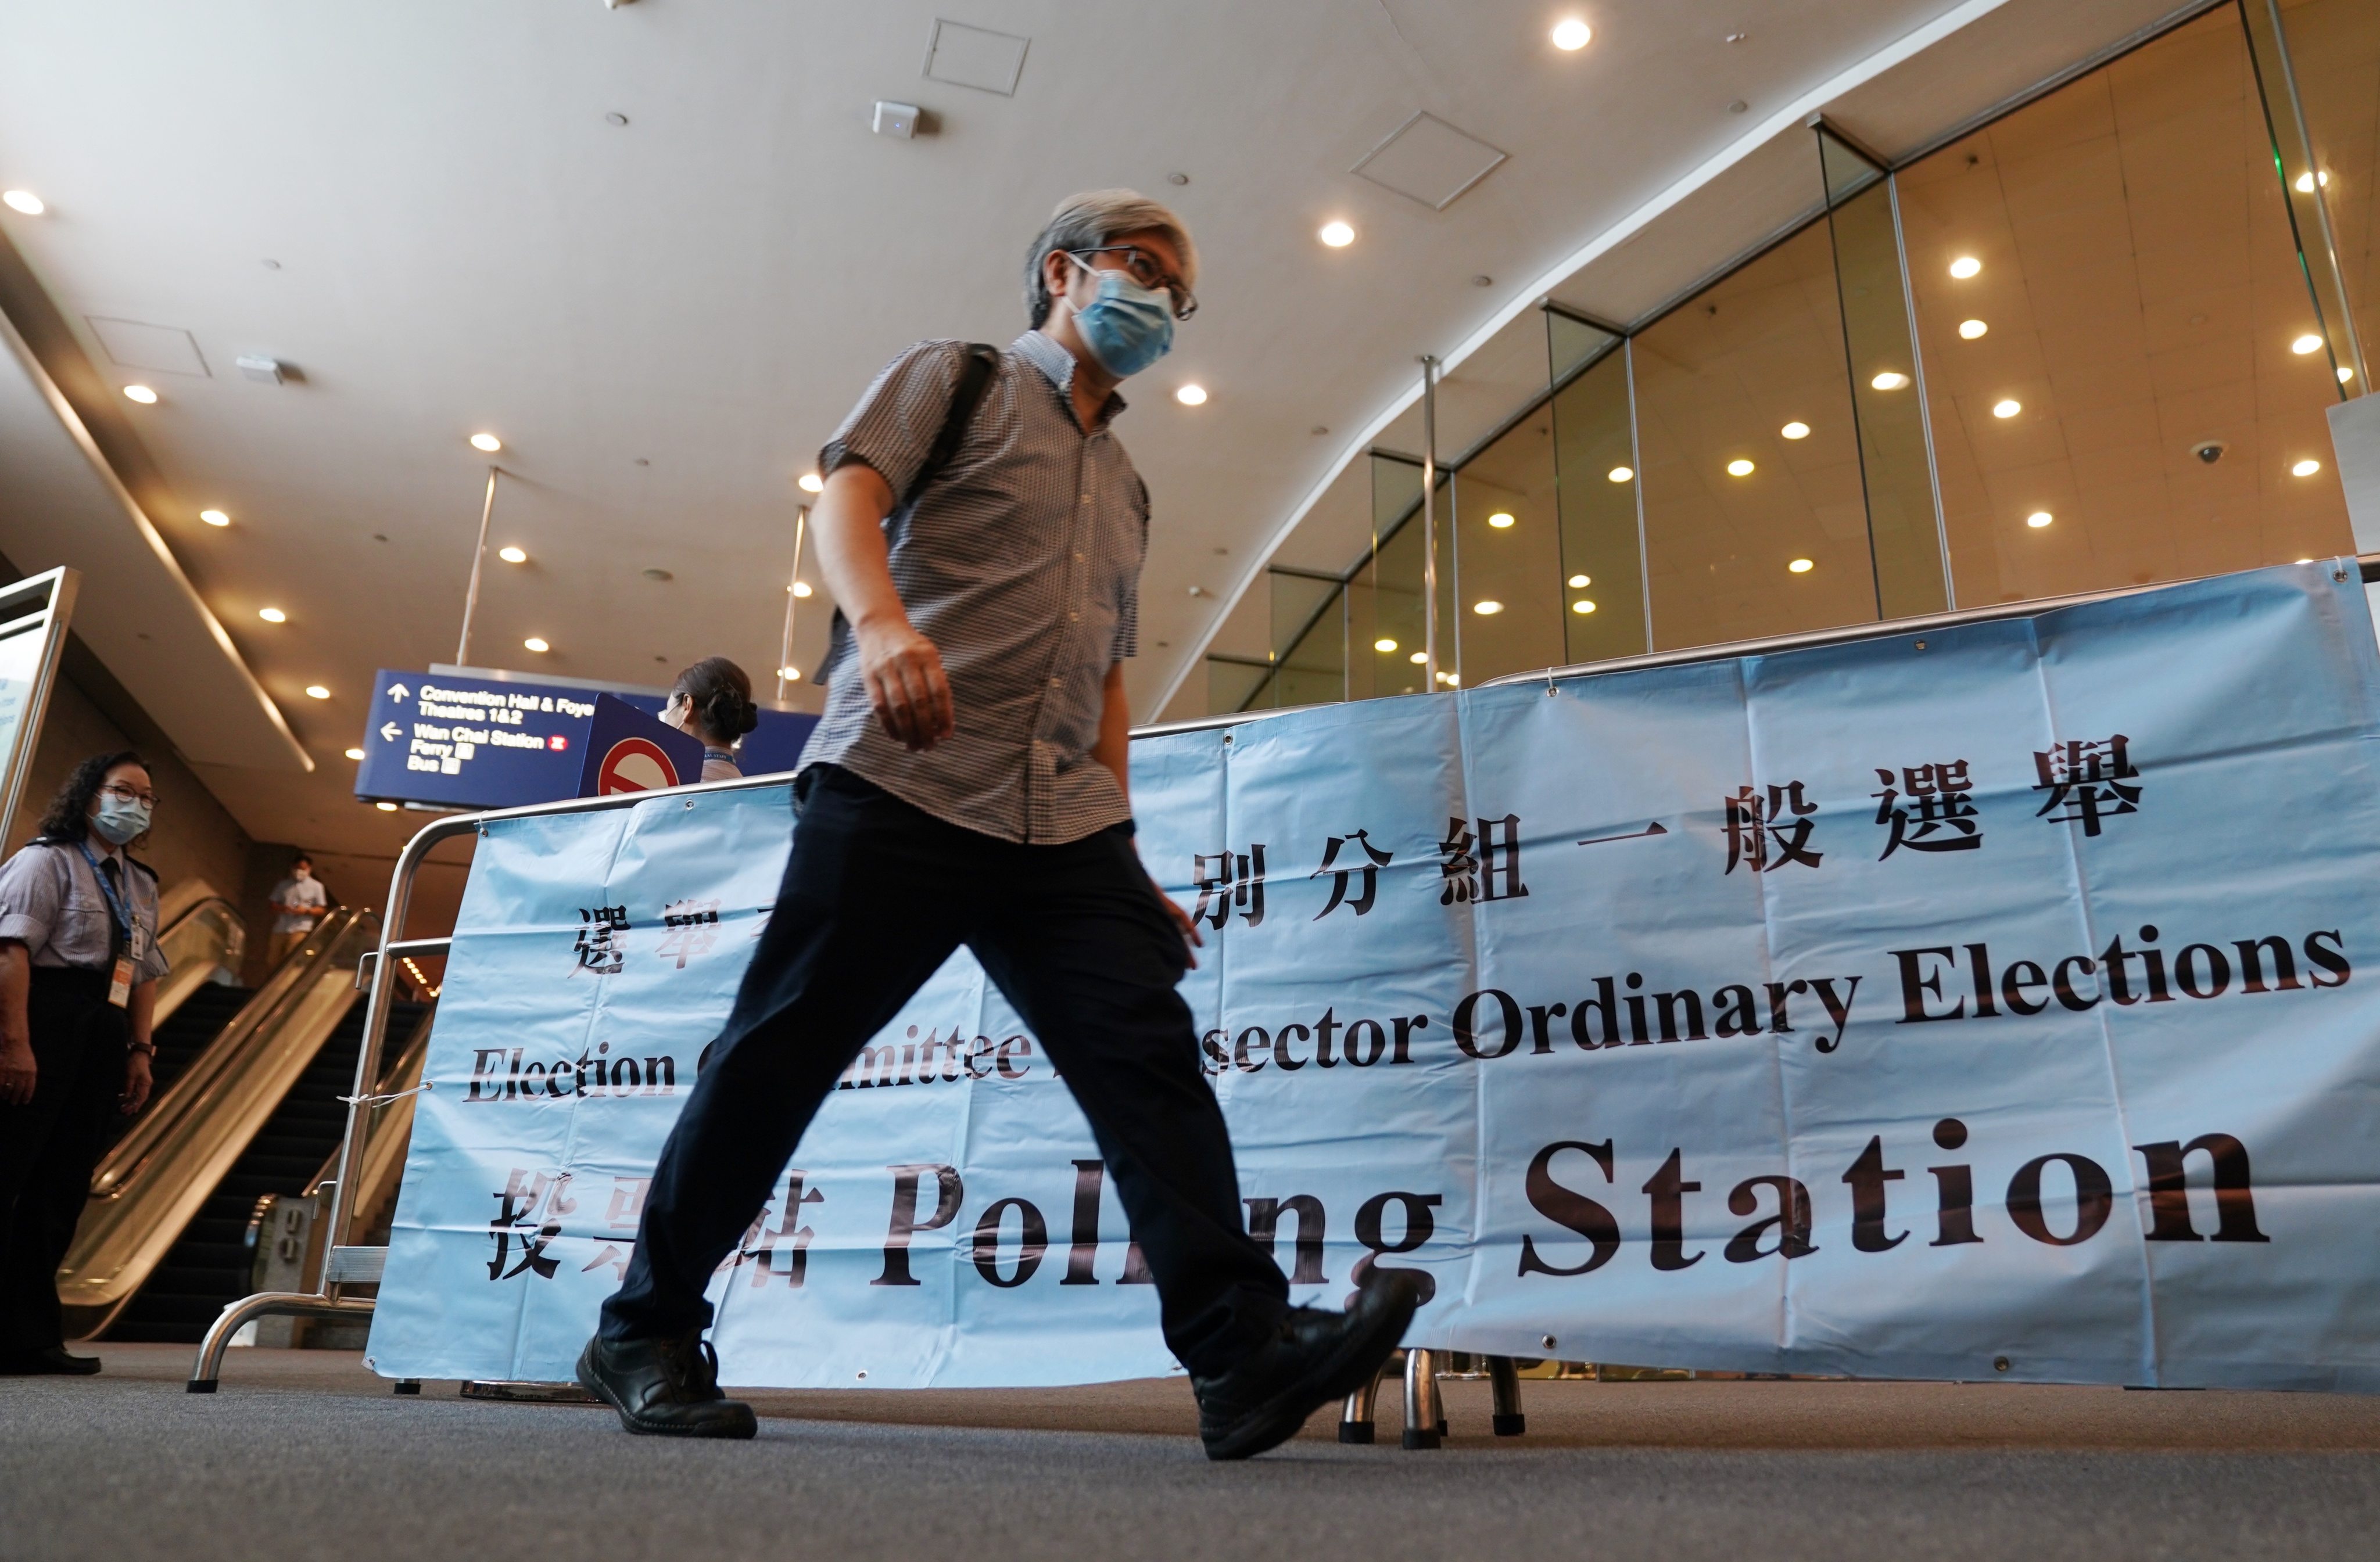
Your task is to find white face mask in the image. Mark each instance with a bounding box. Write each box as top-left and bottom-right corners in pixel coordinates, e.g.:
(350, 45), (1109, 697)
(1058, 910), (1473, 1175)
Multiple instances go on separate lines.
(292, 867), (312, 882)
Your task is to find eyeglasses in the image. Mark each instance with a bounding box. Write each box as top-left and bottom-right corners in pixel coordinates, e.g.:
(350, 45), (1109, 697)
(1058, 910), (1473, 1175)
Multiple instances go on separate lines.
(1070, 247), (1198, 321)
(101, 782), (159, 809)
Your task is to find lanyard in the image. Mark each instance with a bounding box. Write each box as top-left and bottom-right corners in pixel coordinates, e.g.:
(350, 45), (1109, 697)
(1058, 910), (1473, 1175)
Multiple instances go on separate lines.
(76, 839), (134, 947)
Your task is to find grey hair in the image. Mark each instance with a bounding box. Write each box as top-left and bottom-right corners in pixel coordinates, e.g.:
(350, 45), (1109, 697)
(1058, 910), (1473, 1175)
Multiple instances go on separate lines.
(1023, 189), (1199, 327)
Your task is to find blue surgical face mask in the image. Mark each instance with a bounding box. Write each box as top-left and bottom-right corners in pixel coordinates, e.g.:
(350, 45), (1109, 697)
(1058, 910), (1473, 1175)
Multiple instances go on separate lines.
(1068, 258), (1175, 379)
(90, 794), (150, 847)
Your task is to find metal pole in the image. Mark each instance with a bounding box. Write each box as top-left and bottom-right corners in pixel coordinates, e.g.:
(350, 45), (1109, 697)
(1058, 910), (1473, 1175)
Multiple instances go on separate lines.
(776, 504), (808, 702)
(2260, 0), (2368, 392)
(1420, 356), (1440, 689)
(454, 466), (500, 667)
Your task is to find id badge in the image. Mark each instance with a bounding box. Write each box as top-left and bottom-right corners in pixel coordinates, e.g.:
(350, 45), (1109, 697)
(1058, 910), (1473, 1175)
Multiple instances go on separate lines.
(109, 955), (134, 1008)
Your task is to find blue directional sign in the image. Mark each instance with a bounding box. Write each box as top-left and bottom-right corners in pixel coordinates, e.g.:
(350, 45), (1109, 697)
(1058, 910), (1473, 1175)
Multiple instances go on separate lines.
(354, 669), (819, 810)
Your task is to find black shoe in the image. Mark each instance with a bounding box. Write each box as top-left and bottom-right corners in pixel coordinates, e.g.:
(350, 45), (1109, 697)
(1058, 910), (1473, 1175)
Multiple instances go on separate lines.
(0, 1346), (102, 1376)
(575, 1331), (757, 1439)
(1191, 1272), (1422, 1460)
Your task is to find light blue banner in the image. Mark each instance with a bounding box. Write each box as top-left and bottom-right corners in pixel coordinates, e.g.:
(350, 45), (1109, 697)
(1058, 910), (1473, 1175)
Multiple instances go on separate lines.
(371, 562), (2380, 1391)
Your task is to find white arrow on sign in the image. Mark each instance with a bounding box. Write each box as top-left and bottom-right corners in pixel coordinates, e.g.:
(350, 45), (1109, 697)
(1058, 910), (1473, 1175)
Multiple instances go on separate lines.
(379, 721), (402, 742)
(387, 683), (410, 701)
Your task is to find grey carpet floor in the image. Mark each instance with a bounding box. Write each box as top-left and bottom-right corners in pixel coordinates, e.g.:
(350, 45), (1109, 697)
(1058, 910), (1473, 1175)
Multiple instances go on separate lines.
(5, 1346), (2379, 1561)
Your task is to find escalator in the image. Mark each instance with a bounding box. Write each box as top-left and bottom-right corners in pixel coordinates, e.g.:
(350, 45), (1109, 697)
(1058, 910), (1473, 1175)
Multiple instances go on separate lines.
(109, 994), (429, 1342)
(55, 907), (386, 1340)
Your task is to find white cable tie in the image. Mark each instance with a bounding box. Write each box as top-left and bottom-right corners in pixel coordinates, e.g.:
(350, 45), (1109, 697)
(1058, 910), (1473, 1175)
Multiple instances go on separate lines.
(339, 1080), (435, 1107)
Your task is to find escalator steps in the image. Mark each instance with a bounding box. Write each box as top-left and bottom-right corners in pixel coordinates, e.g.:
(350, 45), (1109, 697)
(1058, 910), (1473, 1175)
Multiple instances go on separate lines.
(106, 1000), (429, 1343)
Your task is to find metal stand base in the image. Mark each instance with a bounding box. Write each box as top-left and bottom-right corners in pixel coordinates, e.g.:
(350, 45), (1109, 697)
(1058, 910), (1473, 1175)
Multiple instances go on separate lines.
(1339, 1349), (1528, 1448)
(187, 1292), (377, 1392)
(393, 1380), (422, 1396)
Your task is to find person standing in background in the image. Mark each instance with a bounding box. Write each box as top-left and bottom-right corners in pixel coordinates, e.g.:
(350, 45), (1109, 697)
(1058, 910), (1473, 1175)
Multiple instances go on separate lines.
(264, 853), (328, 971)
(0, 751), (169, 1375)
(662, 657), (759, 783)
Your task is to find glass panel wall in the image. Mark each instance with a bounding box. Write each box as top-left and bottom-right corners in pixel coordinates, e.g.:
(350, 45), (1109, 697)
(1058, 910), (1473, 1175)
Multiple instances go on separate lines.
(1269, 569), (1345, 709)
(1350, 453), (1451, 697)
(2277, 0), (2378, 385)
(1820, 126), (1952, 616)
(1451, 410), (1564, 684)
(1549, 338), (1648, 662)
(1632, 221), (1878, 650)
(1896, 5), (2353, 603)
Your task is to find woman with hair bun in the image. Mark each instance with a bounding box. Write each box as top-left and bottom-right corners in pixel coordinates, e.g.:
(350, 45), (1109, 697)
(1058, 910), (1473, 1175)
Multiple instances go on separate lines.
(662, 657), (759, 783)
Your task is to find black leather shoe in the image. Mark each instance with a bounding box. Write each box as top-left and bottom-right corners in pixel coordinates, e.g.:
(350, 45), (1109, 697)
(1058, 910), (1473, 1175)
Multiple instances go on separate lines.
(575, 1331), (757, 1439)
(0, 1346), (102, 1376)
(1191, 1272), (1421, 1460)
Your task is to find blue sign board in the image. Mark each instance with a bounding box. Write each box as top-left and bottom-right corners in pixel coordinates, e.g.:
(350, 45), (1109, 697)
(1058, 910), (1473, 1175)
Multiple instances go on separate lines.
(355, 668), (819, 810)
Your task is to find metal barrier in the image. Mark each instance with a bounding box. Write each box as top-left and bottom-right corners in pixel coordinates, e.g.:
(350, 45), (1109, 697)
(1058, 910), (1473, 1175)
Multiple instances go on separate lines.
(186, 555), (2380, 1407)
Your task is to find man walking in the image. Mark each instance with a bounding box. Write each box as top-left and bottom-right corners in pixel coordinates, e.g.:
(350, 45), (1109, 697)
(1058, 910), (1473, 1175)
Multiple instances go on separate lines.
(578, 190), (1417, 1458)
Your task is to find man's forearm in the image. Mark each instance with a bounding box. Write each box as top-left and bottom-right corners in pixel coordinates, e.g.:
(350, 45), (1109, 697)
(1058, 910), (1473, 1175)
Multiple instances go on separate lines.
(811, 464), (906, 631)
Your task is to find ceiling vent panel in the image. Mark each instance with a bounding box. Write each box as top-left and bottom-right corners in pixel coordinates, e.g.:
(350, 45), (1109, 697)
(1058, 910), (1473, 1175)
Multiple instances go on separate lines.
(1352, 112), (1509, 211)
(924, 20), (1029, 96)
(87, 317), (209, 377)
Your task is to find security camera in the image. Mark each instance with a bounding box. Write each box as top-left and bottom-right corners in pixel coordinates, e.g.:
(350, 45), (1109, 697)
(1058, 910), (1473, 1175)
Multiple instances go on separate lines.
(2192, 440), (2227, 465)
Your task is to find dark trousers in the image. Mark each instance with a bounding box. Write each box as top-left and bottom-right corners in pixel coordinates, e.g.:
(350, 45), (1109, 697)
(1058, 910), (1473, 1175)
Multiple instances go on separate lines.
(0, 967), (126, 1352)
(600, 765), (1288, 1377)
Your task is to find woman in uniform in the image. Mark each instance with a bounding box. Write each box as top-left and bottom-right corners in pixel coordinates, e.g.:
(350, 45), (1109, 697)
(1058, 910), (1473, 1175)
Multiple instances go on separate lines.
(0, 751), (169, 1375)
(661, 657), (759, 783)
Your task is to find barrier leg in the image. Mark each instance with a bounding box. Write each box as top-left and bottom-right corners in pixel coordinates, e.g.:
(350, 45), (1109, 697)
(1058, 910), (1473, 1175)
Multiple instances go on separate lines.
(1486, 1355), (1526, 1437)
(187, 1292), (376, 1393)
(1339, 1353), (1392, 1443)
(1402, 1347), (1443, 1450)
(393, 1380), (422, 1396)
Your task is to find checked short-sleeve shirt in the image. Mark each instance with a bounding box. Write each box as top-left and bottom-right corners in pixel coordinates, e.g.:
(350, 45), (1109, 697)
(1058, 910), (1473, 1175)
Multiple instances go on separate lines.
(800, 331), (1149, 845)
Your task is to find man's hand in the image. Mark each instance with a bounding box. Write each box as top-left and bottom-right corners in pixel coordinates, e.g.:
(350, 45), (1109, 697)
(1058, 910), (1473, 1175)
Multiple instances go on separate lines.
(0, 1031), (33, 1106)
(1155, 875), (1204, 969)
(857, 617), (955, 752)
(120, 1049), (153, 1115)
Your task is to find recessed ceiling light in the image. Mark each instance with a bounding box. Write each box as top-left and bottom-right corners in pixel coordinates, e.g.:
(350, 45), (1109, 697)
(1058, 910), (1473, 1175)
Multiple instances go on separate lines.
(123, 384), (157, 404)
(469, 432), (502, 452)
(375, 800), (399, 811)
(497, 545), (528, 563)
(1319, 220), (1355, 248)
(304, 684), (331, 699)
(1948, 256), (1981, 279)
(1787, 558), (1813, 573)
(2026, 511), (2053, 529)
(2296, 557), (2315, 564)
(1551, 18), (1592, 50)
(1780, 421), (1810, 440)
(1487, 511), (1515, 529)
(200, 508), (230, 527)
(2294, 171), (2329, 192)
(1572, 599), (1596, 614)
(2292, 458), (2322, 477)
(1374, 637), (1399, 653)
(778, 665), (801, 681)
(1175, 384), (1207, 405)
(2342, 366), (2357, 383)
(1872, 371), (1911, 390)
(797, 472), (825, 493)
(791, 581), (813, 598)
(1408, 651), (1428, 665)
(2, 190), (44, 215)
(1439, 670), (1460, 686)
(2292, 334), (2324, 356)
(1958, 318), (1988, 339)
(1606, 465), (1633, 483)
(1992, 398), (2021, 418)
(1567, 573), (1590, 588)
(1473, 599), (1503, 615)
(523, 636), (550, 653)
(1726, 458), (1755, 476)
(344, 747), (365, 760)
(258, 606), (286, 623)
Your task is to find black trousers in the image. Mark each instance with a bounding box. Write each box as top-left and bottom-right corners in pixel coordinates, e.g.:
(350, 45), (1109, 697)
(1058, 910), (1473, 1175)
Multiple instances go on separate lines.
(600, 765), (1288, 1377)
(0, 967), (126, 1352)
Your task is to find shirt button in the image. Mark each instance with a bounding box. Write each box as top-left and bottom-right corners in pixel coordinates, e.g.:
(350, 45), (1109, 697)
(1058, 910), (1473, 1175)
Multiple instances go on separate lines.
(1080, 495), (1091, 505)
(1073, 552), (1084, 562)
(1049, 677), (1062, 687)
(1069, 612), (1080, 622)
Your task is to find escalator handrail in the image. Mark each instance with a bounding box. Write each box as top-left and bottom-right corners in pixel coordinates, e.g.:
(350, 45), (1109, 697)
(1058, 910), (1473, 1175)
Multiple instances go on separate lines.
(89, 907), (377, 1201)
(149, 892), (248, 1027)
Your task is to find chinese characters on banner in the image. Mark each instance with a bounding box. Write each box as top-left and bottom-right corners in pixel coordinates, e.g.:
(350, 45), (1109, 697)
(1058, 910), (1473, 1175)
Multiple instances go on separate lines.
(372, 563), (2380, 1395)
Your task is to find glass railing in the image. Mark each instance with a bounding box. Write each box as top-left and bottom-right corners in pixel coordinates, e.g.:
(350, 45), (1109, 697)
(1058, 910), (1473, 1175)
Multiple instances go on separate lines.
(150, 881), (246, 1026)
(56, 907), (378, 1338)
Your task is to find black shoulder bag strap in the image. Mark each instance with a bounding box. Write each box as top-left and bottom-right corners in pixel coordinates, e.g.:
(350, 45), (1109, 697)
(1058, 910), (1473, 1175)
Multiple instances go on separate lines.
(813, 342), (1000, 687)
